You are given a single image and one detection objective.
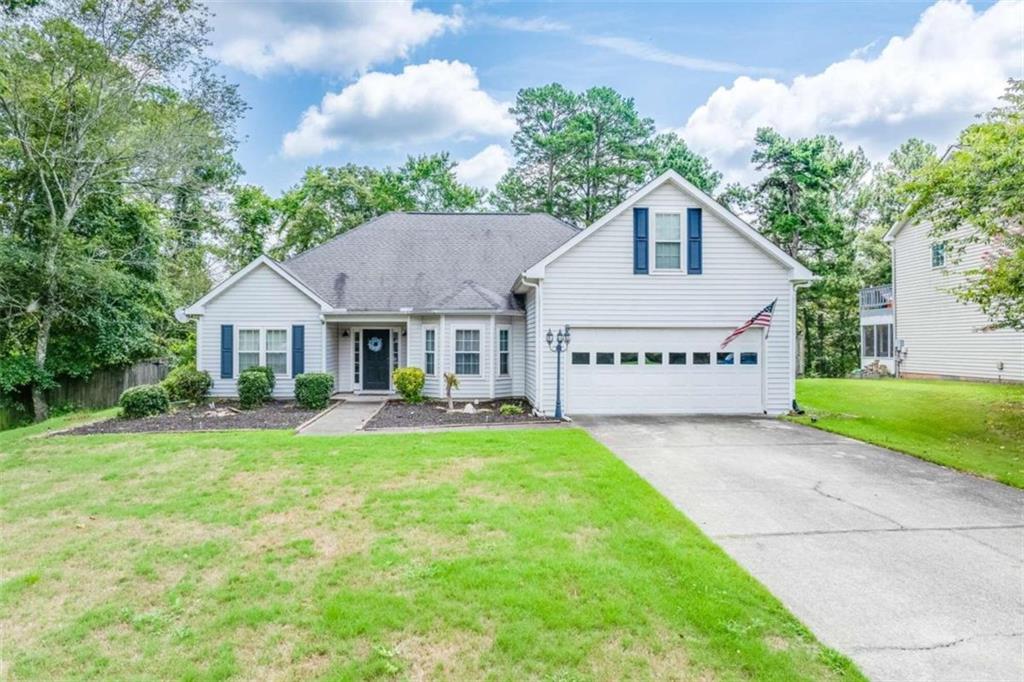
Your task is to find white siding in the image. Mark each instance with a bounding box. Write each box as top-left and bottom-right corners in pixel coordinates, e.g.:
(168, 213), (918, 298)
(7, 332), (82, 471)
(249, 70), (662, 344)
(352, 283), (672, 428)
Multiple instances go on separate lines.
(524, 290), (537, 405)
(406, 316), (442, 398)
(336, 327), (353, 392)
(892, 221), (1024, 381)
(325, 323), (339, 389)
(198, 263), (323, 398)
(493, 316), (525, 398)
(537, 182), (796, 415)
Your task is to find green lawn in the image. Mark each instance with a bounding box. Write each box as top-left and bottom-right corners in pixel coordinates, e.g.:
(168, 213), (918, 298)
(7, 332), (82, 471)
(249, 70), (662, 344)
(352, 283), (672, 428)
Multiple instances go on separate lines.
(794, 378), (1024, 488)
(0, 414), (860, 681)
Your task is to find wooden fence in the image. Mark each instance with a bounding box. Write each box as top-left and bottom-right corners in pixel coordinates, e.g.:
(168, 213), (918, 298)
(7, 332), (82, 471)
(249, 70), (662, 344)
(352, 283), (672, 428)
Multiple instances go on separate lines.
(0, 359), (170, 429)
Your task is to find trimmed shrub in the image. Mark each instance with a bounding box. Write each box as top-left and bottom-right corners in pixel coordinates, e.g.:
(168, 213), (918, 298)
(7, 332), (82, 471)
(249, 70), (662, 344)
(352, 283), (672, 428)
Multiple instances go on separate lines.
(119, 384), (170, 419)
(247, 365), (276, 392)
(162, 366), (212, 404)
(392, 367), (426, 404)
(499, 402), (524, 416)
(295, 373), (334, 409)
(238, 369), (272, 409)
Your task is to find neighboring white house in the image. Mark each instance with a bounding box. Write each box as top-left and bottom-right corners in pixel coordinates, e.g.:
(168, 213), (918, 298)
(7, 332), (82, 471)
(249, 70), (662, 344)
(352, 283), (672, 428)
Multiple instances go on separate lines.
(882, 218), (1024, 382)
(181, 171), (814, 416)
(858, 284), (895, 374)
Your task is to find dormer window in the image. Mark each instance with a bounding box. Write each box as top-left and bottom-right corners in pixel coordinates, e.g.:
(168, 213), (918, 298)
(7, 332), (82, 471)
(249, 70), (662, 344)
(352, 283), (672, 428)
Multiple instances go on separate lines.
(653, 212), (682, 270)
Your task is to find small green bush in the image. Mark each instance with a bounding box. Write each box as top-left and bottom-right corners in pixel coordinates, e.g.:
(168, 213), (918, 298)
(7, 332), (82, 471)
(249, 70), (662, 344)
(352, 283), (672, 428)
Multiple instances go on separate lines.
(247, 365), (275, 392)
(238, 369), (272, 409)
(119, 384), (170, 419)
(295, 373), (334, 409)
(499, 402), (524, 416)
(392, 367), (426, 403)
(162, 366), (212, 404)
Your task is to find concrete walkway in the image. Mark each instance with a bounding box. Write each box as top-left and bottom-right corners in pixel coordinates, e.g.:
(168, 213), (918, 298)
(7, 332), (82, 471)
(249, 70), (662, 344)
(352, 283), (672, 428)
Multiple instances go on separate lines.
(297, 400), (383, 435)
(577, 415), (1024, 682)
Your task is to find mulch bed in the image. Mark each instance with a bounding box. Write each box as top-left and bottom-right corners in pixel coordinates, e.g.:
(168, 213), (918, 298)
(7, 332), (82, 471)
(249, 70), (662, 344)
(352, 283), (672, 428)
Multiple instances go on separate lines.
(61, 401), (321, 435)
(363, 398), (557, 430)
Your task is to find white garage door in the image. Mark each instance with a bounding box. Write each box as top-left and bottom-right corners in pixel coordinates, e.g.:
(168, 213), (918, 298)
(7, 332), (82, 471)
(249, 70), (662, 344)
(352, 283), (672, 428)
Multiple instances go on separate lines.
(565, 328), (764, 415)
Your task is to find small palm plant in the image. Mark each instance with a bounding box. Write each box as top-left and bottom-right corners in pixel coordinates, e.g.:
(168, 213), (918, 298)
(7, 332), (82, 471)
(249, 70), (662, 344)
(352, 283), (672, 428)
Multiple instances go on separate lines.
(443, 372), (459, 410)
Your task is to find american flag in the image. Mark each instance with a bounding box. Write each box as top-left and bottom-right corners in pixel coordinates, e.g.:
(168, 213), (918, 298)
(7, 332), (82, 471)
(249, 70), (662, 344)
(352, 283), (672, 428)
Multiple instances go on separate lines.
(720, 299), (777, 349)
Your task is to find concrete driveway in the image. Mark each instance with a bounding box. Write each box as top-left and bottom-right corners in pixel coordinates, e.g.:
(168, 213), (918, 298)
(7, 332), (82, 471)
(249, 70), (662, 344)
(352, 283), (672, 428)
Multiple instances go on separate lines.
(576, 416), (1024, 682)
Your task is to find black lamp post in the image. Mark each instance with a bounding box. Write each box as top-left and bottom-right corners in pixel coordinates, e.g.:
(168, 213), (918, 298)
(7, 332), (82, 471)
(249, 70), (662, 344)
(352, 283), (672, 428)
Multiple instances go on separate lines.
(546, 324), (571, 419)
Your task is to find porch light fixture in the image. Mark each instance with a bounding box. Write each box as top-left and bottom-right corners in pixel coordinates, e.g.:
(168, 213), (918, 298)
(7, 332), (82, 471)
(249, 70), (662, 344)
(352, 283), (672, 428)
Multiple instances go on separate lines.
(341, 329), (349, 338)
(545, 324), (571, 420)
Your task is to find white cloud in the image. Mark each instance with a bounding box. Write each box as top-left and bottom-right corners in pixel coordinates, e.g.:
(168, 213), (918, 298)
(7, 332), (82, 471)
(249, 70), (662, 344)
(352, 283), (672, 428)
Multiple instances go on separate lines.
(282, 60), (515, 158)
(477, 15), (570, 33)
(678, 0), (1024, 182)
(581, 35), (780, 75)
(210, 1), (462, 77)
(455, 144), (512, 189)
(848, 38), (879, 60)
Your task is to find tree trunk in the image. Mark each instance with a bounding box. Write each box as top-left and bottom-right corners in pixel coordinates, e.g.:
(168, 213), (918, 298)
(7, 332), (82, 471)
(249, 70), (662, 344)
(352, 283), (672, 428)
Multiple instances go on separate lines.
(31, 310), (52, 421)
(31, 232), (61, 422)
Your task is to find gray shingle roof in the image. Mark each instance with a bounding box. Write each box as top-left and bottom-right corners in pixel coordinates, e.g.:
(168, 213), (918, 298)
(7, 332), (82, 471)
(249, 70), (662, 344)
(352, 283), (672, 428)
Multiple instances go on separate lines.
(283, 212), (579, 312)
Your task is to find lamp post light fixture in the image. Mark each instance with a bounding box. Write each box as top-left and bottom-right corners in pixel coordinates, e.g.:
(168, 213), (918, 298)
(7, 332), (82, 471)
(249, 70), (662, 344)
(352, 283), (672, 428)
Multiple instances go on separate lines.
(545, 324), (571, 419)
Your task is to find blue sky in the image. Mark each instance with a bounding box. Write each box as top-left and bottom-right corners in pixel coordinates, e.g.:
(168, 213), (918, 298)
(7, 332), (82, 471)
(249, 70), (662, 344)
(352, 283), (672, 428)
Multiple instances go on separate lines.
(205, 1), (1020, 195)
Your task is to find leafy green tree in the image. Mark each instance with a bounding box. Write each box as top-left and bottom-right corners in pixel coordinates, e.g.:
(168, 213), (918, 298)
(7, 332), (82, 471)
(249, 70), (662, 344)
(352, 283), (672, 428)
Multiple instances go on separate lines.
(275, 153), (480, 258)
(855, 139), (937, 285)
(748, 128), (868, 376)
(498, 84), (719, 225)
(222, 185), (278, 270)
(648, 132), (722, 195)
(906, 80), (1024, 330)
(506, 84), (580, 216)
(0, 0), (243, 420)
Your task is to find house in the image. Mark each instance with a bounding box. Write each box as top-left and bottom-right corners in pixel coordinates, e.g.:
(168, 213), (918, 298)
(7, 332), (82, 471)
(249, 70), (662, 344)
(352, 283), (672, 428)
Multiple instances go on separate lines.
(181, 171), (814, 416)
(880, 218), (1024, 382)
(858, 284), (895, 374)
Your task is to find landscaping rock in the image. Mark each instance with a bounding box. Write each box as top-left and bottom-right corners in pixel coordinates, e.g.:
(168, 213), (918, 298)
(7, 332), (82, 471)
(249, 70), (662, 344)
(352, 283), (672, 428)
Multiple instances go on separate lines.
(365, 399), (553, 430)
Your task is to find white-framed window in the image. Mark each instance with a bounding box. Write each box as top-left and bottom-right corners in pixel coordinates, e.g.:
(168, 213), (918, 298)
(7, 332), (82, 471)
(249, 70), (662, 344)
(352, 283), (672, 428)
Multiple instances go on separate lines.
(265, 329), (288, 375)
(931, 242), (946, 268)
(653, 212), (682, 270)
(424, 327), (436, 375)
(353, 330), (361, 385)
(392, 331), (400, 373)
(498, 327), (510, 375)
(238, 329), (261, 372)
(454, 329), (481, 375)
(862, 324), (893, 358)
(238, 328), (288, 376)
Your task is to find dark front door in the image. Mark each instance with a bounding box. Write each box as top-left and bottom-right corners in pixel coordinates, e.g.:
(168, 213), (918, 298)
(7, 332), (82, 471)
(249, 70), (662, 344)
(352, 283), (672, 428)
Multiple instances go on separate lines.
(362, 329), (390, 390)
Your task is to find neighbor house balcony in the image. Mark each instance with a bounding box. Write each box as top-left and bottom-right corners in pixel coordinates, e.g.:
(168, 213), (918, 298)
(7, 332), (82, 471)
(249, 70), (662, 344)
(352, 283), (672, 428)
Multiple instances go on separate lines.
(860, 285), (893, 312)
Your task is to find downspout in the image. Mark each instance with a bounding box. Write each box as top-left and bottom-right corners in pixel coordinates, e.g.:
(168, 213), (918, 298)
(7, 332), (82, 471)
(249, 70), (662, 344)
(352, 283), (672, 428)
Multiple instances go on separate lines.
(519, 277), (543, 416)
(889, 241), (900, 379)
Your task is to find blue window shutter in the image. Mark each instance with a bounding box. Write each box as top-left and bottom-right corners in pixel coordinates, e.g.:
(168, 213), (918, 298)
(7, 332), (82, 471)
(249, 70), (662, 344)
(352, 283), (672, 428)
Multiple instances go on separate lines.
(687, 208), (703, 274)
(292, 325), (305, 377)
(220, 325), (233, 379)
(633, 207), (649, 274)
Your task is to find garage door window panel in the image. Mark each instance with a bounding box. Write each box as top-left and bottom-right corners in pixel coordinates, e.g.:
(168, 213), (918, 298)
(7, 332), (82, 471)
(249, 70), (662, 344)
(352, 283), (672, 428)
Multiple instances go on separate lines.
(668, 353), (687, 365)
(717, 352), (735, 365)
(595, 352), (615, 365)
(693, 352), (711, 365)
(571, 352), (590, 365)
(644, 352), (663, 365)
(653, 213), (682, 270)
(620, 353), (639, 365)
(740, 352), (758, 365)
